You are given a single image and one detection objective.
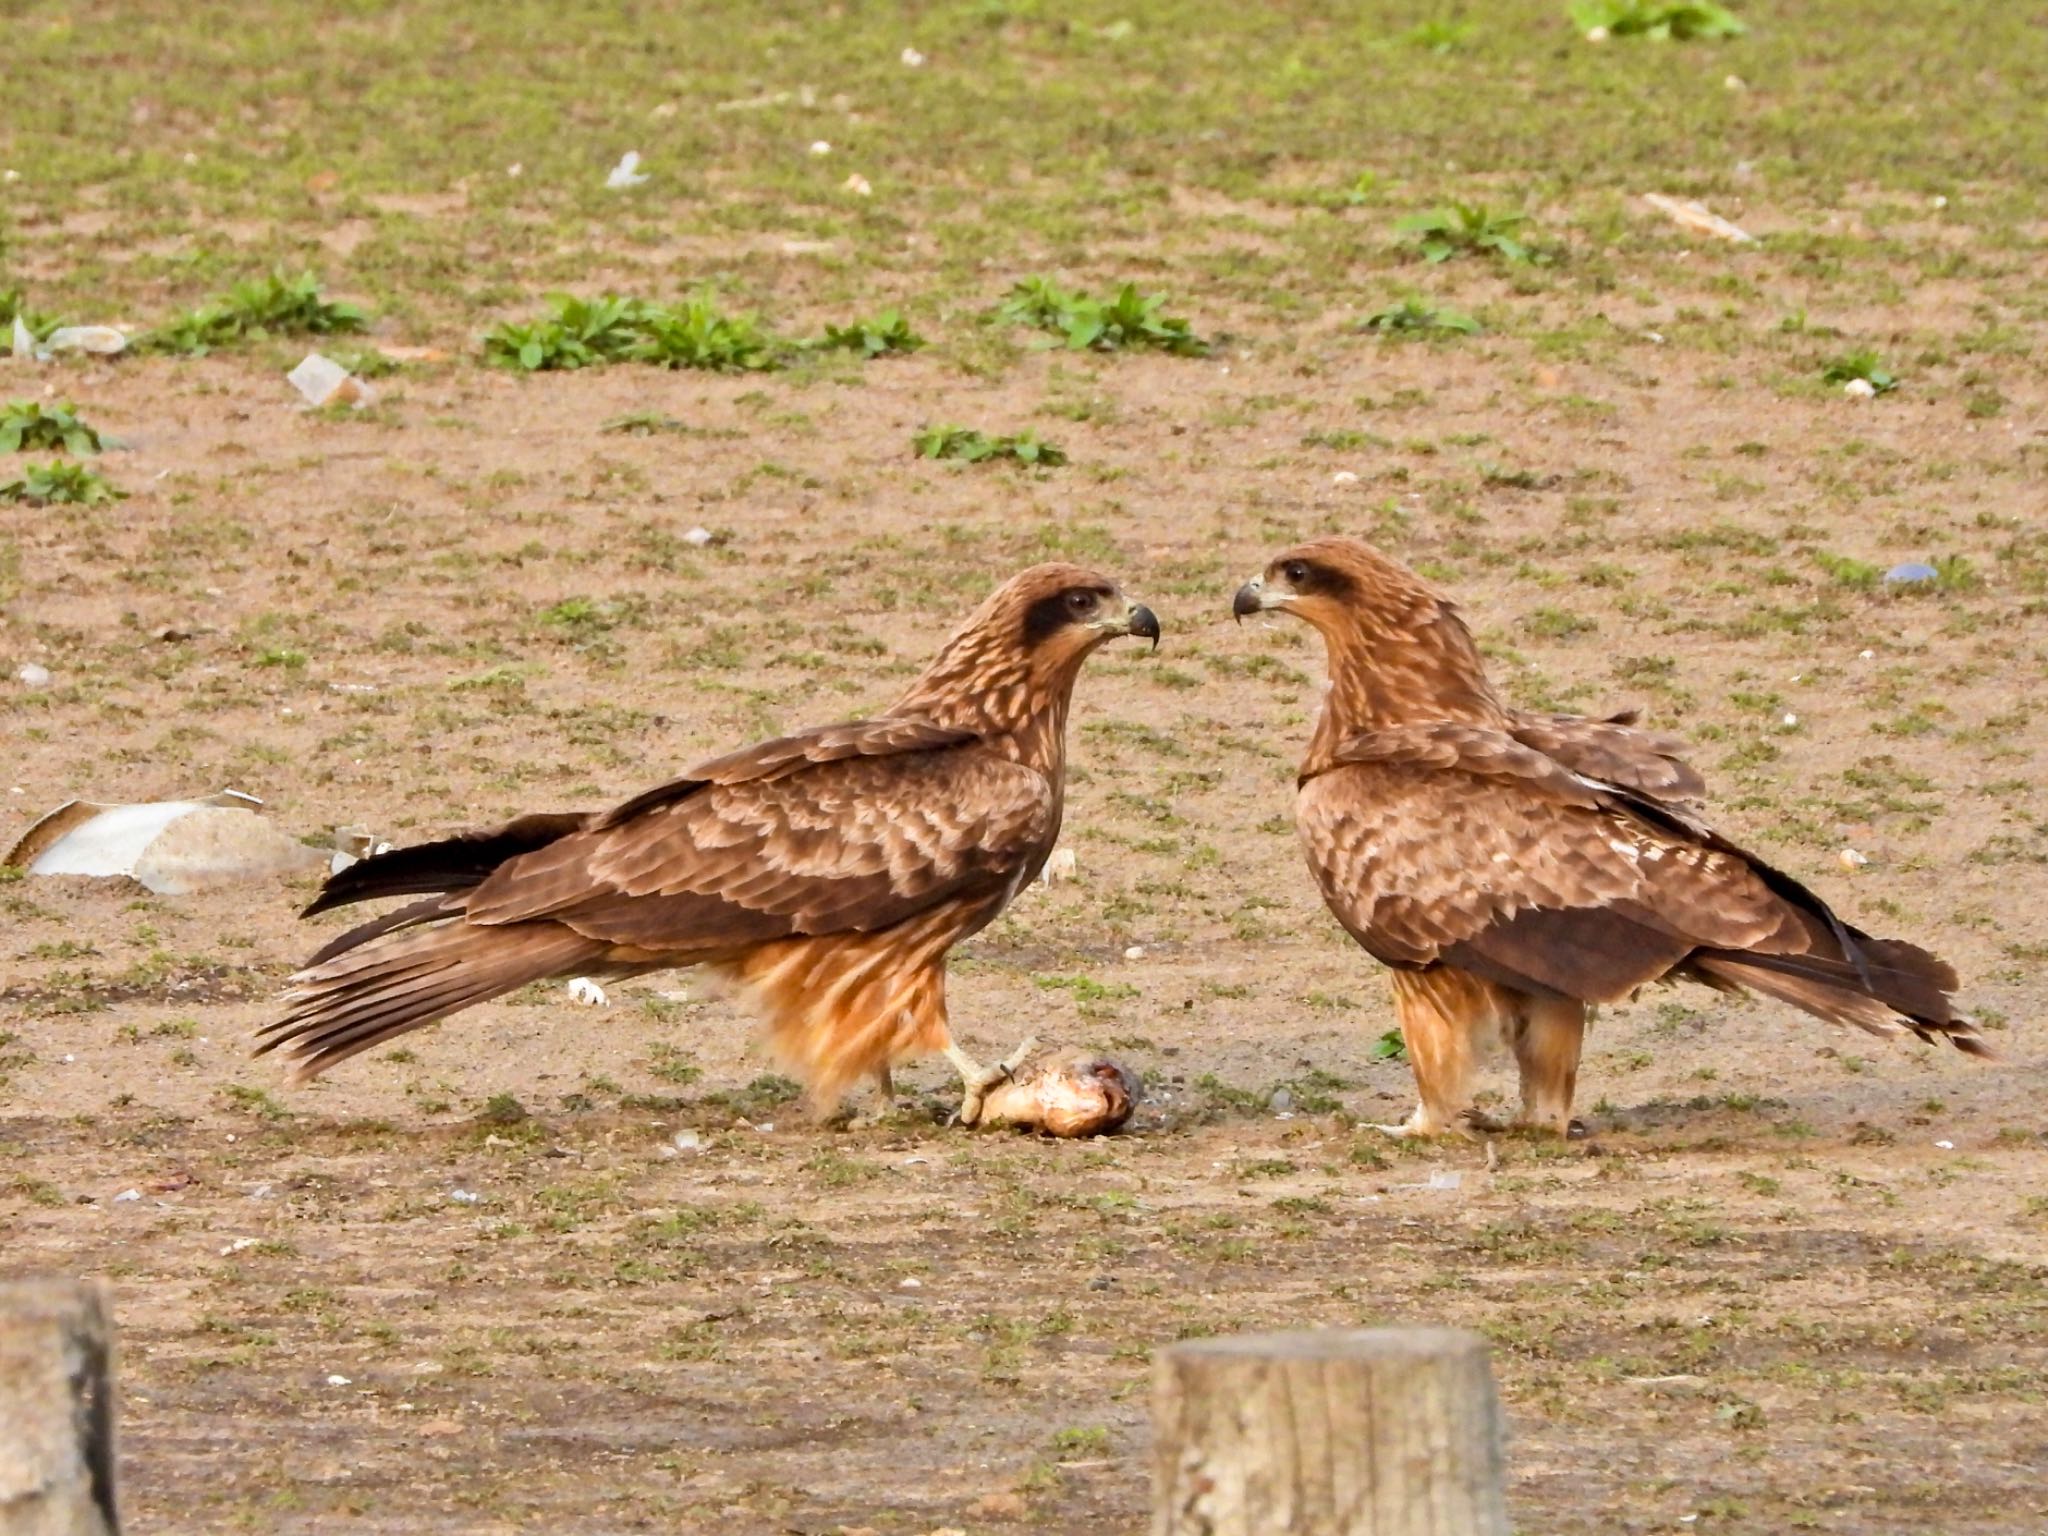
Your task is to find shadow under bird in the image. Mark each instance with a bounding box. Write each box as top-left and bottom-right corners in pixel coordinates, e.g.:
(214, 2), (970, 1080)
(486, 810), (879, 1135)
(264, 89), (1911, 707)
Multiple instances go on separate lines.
(1235, 536), (1985, 1138)
(262, 563), (1159, 1126)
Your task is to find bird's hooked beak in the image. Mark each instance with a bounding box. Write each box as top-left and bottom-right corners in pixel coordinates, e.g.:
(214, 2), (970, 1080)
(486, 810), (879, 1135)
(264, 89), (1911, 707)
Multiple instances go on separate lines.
(1111, 598), (1162, 652)
(1232, 573), (1285, 622)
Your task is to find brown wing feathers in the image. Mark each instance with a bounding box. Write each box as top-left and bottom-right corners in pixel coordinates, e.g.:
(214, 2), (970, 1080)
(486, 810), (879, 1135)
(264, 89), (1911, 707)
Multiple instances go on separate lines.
(262, 673), (1065, 1088)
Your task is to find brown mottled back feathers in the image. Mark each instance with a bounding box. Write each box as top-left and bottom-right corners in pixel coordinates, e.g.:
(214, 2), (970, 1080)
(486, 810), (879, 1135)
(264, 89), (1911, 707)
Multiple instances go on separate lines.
(261, 562), (1135, 1088)
(1285, 537), (1979, 1057)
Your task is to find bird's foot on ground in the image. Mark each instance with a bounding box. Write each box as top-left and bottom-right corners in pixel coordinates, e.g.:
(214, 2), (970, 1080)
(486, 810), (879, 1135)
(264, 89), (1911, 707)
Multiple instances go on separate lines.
(945, 1035), (1040, 1126)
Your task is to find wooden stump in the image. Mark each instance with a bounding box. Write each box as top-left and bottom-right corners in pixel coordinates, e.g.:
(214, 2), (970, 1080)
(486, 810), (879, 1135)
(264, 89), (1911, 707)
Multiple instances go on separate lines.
(0, 1281), (119, 1536)
(1153, 1328), (1508, 1536)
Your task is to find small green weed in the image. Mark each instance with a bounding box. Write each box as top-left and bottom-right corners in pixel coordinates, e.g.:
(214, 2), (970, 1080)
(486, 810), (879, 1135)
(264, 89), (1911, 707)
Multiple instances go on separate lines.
(484, 293), (777, 372)
(1369, 1028), (1408, 1062)
(1813, 552), (1882, 589)
(483, 294), (653, 371)
(0, 461), (124, 506)
(914, 425), (1067, 466)
(143, 270), (367, 355)
(1396, 204), (1541, 264)
(0, 288), (65, 342)
(1570, 0), (1745, 39)
(998, 277), (1207, 355)
(1361, 297), (1480, 336)
(0, 400), (103, 454)
(1820, 350), (1898, 394)
(808, 310), (924, 358)
(631, 295), (778, 372)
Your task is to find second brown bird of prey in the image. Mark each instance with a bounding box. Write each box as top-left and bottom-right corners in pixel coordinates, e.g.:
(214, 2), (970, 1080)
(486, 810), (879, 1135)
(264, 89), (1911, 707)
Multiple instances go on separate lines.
(262, 564), (1158, 1125)
(1236, 536), (1981, 1138)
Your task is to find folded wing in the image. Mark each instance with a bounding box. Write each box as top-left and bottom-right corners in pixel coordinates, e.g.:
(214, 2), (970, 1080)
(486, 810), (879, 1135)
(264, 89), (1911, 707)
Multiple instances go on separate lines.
(1299, 722), (1980, 1053)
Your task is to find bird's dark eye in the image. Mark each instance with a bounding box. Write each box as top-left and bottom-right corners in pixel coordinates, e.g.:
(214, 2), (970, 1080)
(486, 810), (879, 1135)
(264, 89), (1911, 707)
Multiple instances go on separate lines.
(1066, 590), (1099, 613)
(1282, 561), (1310, 585)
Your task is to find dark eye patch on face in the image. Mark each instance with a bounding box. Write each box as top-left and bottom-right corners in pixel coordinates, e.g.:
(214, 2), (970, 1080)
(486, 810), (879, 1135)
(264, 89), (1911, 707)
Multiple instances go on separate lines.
(1023, 585), (1113, 646)
(1278, 558), (1356, 601)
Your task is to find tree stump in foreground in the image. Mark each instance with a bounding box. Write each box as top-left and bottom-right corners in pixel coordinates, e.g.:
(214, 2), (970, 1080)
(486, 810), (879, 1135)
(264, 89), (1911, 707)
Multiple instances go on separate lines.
(0, 1281), (119, 1536)
(1153, 1327), (1508, 1536)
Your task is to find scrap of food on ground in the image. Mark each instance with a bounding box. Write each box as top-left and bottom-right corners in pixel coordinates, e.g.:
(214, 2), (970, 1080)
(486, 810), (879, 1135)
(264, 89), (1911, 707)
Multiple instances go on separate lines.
(1, 1), (2043, 1532)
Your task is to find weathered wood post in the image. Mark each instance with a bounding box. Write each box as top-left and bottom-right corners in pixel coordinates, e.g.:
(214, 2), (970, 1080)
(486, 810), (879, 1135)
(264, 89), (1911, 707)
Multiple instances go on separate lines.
(0, 1281), (119, 1536)
(1153, 1328), (1508, 1536)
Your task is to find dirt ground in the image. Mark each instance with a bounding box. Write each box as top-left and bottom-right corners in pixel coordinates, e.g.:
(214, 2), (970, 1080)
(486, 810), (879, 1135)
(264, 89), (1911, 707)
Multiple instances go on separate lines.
(5, 3), (2048, 1531)
(4, 337), (2044, 1534)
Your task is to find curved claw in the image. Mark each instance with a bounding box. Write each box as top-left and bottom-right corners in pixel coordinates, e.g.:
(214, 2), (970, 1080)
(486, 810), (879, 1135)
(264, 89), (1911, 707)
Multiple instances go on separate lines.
(946, 1035), (1040, 1127)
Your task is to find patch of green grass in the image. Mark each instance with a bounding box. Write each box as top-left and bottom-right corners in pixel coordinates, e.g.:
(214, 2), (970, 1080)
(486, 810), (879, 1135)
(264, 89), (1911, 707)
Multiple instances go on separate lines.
(0, 400), (104, 455)
(1396, 203), (1543, 265)
(807, 310), (924, 359)
(914, 424), (1067, 466)
(1570, 0), (1745, 39)
(1820, 349), (1899, 394)
(1360, 296), (1480, 336)
(0, 461), (123, 506)
(484, 294), (652, 371)
(1369, 1028), (1408, 1062)
(631, 294), (778, 372)
(484, 292), (775, 372)
(997, 278), (1207, 355)
(141, 270), (367, 355)
(1400, 18), (1476, 52)
(1813, 552), (1882, 589)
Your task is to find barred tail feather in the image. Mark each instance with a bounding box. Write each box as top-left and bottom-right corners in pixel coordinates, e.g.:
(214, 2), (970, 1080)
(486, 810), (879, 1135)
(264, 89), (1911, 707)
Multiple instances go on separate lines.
(258, 920), (605, 1079)
(1691, 944), (1989, 1058)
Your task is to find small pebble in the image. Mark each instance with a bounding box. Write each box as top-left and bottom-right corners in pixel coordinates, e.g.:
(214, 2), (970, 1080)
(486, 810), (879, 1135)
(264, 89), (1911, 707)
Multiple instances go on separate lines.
(683, 526), (714, 547)
(1839, 849), (1869, 870)
(16, 663), (51, 688)
(1123, 945), (1145, 960)
(1331, 470), (1359, 485)
(808, 140), (832, 156)
(326, 1374), (352, 1387)
(901, 47), (926, 67)
(1935, 1140), (1955, 1150)
(1884, 562), (1938, 586)
(672, 1130), (703, 1154)
(1843, 377), (1876, 399)
(448, 1189), (480, 1205)
(843, 173), (872, 197)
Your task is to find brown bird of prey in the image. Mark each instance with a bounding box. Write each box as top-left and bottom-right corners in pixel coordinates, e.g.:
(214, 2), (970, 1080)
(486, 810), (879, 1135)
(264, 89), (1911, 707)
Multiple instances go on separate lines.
(1233, 536), (1983, 1137)
(261, 564), (1159, 1125)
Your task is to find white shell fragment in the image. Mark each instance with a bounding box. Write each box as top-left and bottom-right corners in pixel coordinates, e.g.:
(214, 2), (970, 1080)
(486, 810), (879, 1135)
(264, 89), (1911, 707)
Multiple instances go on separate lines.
(605, 150), (649, 189)
(3, 789), (328, 895)
(288, 353), (374, 409)
(1641, 193), (1756, 244)
(5, 318), (125, 359)
(44, 325), (129, 356)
